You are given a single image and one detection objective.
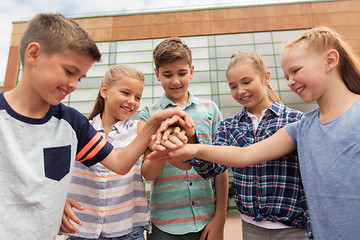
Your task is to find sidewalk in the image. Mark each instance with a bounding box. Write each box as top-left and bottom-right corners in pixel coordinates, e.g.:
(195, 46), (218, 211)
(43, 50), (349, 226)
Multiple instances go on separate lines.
(224, 209), (243, 240)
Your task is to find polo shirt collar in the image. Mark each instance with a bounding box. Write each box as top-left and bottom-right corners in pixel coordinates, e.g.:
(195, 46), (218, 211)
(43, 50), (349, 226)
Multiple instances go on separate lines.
(91, 114), (125, 133)
(159, 91), (199, 109)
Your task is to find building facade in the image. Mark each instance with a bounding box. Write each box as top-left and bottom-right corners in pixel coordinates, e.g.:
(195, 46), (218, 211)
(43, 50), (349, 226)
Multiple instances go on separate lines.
(2, 0), (360, 118)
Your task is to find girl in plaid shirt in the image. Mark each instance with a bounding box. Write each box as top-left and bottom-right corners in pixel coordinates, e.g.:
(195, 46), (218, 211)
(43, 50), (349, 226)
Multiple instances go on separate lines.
(216, 51), (310, 239)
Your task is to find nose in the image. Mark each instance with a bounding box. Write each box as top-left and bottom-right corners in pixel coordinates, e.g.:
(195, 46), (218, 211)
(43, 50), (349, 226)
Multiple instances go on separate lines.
(287, 76), (295, 88)
(237, 86), (246, 96)
(171, 77), (181, 86)
(127, 96), (135, 105)
(68, 79), (78, 93)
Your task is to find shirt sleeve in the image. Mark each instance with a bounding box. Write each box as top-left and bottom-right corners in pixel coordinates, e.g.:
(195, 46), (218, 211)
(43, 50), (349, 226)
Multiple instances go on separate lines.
(72, 110), (114, 167)
(139, 107), (151, 122)
(284, 120), (300, 146)
(211, 104), (223, 144)
(190, 119), (228, 179)
(191, 158), (228, 180)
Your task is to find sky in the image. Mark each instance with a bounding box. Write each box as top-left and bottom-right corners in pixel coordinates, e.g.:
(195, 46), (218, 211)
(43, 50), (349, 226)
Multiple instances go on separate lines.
(0, 0), (300, 85)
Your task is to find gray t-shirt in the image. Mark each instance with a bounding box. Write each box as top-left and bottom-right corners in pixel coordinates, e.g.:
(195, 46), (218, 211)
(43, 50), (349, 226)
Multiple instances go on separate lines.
(0, 93), (113, 239)
(285, 98), (360, 240)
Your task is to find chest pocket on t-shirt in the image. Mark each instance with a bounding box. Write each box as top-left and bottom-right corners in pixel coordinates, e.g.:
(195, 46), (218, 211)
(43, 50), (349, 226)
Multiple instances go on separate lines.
(44, 145), (71, 181)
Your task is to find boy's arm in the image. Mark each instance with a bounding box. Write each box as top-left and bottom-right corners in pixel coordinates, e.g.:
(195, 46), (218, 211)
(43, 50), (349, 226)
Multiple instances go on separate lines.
(141, 148), (166, 180)
(200, 170), (228, 240)
(148, 127), (297, 168)
(100, 108), (190, 174)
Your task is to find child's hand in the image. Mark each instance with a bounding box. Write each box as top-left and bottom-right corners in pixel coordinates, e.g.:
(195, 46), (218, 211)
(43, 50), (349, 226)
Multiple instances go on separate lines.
(152, 126), (188, 151)
(158, 112), (195, 137)
(60, 197), (84, 234)
(199, 214), (225, 240)
(148, 108), (194, 130)
(148, 144), (197, 163)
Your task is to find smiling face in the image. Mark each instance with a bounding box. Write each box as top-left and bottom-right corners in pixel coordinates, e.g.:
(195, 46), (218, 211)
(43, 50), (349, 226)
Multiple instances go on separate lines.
(227, 61), (272, 114)
(31, 46), (94, 106)
(101, 76), (144, 124)
(281, 41), (328, 103)
(155, 59), (194, 106)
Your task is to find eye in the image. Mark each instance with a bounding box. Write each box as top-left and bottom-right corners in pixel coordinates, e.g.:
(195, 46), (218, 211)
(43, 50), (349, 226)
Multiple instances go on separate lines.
(229, 84), (236, 90)
(293, 67), (301, 74)
(179, 73), (187, 77)
(163, 74), (172, 78)
(77, 78), (82, 83)
(121, 91), (129, 95)
(135, 96), (141, 101)
(65, 69), (73, 75)
(242, 78), (252, 85)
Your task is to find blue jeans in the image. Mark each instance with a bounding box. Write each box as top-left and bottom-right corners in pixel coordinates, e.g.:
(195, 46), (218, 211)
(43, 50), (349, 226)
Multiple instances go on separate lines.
(68, 226), (145, 240)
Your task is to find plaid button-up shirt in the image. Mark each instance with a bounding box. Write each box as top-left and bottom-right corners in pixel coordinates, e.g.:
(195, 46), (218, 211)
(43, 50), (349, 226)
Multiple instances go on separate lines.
(192, 101), (312, 235)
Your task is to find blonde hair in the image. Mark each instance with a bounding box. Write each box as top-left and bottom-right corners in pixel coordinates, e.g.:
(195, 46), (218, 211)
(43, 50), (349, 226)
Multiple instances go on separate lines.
(20, 13), (101, 67)
(226, 51), (282, 103)
(153, 37), (192, 71)
(88, 65), (145, 120)
(282, 26), (360, 94)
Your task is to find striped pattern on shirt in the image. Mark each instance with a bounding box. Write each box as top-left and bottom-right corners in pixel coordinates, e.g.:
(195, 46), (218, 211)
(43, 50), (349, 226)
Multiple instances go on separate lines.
(139, 92), (222, 234)
(67, 115), (150, 239)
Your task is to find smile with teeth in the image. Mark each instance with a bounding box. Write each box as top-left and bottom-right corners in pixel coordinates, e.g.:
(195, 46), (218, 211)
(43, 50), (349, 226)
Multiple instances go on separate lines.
(296, 86), (306, 94)
(240, 96), (252, 101)
(58, 88), (68, 97)
(121, 106), (132, 113)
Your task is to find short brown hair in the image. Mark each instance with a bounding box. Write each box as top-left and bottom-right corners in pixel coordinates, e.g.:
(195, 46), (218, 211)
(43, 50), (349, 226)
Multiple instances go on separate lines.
(19, 13), (101, 67)
(153, 37), (192, 71)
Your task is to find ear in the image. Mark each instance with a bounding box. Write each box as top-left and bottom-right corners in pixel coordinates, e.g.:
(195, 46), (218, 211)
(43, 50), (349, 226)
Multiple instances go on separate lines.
(325, 49), (339, 73)
(154, 67), (161, 82)
(25, 42), (41, 66)
(100, 84), (108, 99)
(189, 65), (194, 80)
(264, 71), (271, 85)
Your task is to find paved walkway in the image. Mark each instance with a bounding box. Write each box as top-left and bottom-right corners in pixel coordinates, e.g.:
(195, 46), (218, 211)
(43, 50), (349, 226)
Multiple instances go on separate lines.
(224, 209), (243, 240)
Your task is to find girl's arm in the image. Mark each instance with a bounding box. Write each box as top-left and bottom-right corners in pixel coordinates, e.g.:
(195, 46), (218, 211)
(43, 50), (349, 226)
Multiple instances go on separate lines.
(148, 127), (296, 168)
(60, 198), (84, 234)
(100, 108), (191, 174)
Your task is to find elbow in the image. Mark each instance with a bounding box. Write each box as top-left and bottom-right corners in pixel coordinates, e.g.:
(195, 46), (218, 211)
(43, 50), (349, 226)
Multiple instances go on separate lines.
(142, 173), (157, 181)
(141, 169), (158, 181)
(117, 168), (131, 175)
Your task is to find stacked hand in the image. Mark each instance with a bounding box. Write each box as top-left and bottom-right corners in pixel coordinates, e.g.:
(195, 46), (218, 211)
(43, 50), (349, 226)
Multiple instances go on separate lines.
(147, 112), (196, 165)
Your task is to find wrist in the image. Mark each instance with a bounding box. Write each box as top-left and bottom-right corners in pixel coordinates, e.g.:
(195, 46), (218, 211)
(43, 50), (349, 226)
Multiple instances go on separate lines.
(144, 119), (160, 133)
(191, 144), (201, 159)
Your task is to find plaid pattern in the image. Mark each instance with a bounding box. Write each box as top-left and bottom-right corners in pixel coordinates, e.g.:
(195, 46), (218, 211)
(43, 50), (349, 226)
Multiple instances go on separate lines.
(192, 101), (312, 233)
